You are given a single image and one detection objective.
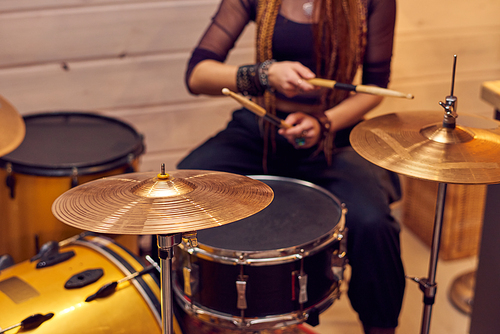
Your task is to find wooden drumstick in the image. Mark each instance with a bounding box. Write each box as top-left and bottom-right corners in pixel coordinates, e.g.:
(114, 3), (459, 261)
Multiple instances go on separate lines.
(222, 88), (292, 129)
(307, 78), (414, 99)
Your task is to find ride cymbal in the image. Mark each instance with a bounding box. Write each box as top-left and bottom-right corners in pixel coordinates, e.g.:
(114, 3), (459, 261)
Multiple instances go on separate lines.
(52, 170), (274, 235)
(350, 111), (500, 184)
(0, 95), (25, 157)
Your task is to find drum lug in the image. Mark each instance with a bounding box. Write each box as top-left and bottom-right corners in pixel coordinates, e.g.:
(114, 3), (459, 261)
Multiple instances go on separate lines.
(125, 153), (136, 173)
(332, 227), (348, 281)
(36, 250), (75, 268)
(236, 275), (248, 310)
(71, 167), (79, 188)
(65, 268), (104, 289)
(5, 163), (15, 199)
(182, 263), (199, 297)
(298, 274), (308, 304)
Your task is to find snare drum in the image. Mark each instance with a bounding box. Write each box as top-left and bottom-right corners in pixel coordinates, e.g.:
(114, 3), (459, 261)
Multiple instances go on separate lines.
(0, 234), (162, 333)
(173, 176), (348, 330)
(0, 112), (144, 263)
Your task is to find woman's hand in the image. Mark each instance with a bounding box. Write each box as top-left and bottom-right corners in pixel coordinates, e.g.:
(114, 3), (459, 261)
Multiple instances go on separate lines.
(278, 112), (322, 149)
(267, 61), (317, 97)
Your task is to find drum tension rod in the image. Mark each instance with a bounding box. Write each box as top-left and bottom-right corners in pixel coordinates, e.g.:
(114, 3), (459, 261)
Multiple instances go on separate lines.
(85, 265), (157, 302)
(0, 313), (54, 334)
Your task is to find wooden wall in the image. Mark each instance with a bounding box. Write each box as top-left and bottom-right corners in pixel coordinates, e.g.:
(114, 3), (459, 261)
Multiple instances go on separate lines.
(1, 0), (499, 173)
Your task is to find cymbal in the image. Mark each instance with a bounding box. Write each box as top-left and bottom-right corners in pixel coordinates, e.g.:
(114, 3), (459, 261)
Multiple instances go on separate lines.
(52, 170), (274, 235)
(0, 95), (25, 157)
(350, 111), (500, 184)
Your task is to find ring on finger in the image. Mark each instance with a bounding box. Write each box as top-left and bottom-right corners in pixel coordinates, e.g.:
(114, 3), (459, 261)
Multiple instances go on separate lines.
(295, 137), (306, 146)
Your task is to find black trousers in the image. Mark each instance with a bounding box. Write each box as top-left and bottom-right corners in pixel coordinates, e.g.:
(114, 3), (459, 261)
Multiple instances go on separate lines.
(177, 108), (406, 328)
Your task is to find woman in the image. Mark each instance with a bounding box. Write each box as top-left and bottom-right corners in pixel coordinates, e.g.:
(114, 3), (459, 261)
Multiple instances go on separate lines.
(177, 0), (405, 333)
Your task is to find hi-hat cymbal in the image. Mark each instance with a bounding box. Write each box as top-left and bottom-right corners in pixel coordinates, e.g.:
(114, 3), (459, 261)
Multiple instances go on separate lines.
(350, 111), (500, 184)
(52, 170), (274, 235)
(0, 95), (25, 157)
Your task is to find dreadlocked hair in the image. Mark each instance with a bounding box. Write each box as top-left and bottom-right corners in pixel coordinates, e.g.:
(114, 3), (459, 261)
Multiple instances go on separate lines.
(255, 0), (367, 168)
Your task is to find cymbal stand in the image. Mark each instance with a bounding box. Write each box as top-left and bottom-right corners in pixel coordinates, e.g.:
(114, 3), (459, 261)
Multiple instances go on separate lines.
(410, 55), (458, 334)
(409, 182), (447, 334)
(157, 233), (181, 334)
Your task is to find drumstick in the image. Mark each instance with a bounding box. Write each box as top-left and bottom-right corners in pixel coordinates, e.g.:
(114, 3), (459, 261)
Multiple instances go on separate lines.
(307, 78), (414, 99)
(222, 88), (292, 129)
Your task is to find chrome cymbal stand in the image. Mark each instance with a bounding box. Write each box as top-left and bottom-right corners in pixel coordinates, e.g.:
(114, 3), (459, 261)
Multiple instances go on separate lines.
(157, 234), (182, 334)
(409, 55), (458, 334)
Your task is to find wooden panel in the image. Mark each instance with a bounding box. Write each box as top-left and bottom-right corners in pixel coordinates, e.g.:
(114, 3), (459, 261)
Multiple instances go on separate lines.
(396, 0), (500, 32)
(0, 0), (157, 12)
(0, 47), (255, 114)
(100, 98), (237, 154)
(481, 80), (500, 110)
(0, 0), (254, 67)
(369, 73), (500, 120)
(139, 150), (186, 172)
(391, 28), (500, 80)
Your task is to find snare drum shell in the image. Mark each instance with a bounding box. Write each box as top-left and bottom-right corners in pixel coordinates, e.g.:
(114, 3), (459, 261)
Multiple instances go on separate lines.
(0, 112), (144, 263)
(0, 235), (161, 333)
(175, 243), (340, 318)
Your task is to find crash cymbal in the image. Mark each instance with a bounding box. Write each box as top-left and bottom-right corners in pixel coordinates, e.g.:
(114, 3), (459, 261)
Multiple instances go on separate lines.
(350, 111), (500, 184)
(52, 169), (274, 235)
(0, 95), (25, 156)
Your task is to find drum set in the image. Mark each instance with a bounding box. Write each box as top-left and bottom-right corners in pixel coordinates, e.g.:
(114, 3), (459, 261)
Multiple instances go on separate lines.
(1, 55), (500, 334)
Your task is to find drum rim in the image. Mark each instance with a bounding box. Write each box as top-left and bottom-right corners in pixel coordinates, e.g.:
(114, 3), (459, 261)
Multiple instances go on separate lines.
(179, 175), (346, 265)
(0, 111), (145, 176)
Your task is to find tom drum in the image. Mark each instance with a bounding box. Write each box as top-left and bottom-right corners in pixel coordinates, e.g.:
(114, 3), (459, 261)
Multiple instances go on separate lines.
(0, 112), (145, 263)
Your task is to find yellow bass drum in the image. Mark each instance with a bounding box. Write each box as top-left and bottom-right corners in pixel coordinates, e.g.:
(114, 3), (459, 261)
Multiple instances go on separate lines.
(0, 234), (164, 333)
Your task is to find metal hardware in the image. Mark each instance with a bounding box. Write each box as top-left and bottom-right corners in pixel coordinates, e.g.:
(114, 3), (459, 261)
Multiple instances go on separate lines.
(298, 274), (308, 304)
(236, 276), (248, 310)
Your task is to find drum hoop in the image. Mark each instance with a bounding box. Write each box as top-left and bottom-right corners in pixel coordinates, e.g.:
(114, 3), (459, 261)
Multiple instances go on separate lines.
(0, 111), (145, 176)
(173, 278), (340, 329)
(180, 175), (346, 265)
(70, 236), (161, 326)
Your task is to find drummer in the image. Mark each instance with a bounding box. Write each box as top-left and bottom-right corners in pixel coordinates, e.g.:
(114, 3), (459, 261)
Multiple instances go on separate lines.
(176, 0), (405, 333)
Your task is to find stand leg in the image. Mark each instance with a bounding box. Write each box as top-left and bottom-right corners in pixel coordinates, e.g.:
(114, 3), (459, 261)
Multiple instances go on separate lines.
(420, 182), (447, 334)
(157, 234), (181, 334)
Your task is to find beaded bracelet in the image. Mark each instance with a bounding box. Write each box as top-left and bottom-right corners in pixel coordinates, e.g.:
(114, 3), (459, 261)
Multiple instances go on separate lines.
(236, 60), (276, 96)
(257, 59), (276, 91)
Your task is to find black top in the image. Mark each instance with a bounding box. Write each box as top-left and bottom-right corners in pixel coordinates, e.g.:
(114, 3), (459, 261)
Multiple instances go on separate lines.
(185, 0), (396, 95)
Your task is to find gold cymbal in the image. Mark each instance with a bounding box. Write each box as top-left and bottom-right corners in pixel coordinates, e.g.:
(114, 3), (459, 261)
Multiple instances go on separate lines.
(0, 95), (25, 157)
(52, 170), (274, 235)
(350, 111), (500, 184)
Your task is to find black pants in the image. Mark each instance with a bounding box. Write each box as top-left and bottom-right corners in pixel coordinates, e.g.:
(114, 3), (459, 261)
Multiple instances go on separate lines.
(177, 108), (406, 328)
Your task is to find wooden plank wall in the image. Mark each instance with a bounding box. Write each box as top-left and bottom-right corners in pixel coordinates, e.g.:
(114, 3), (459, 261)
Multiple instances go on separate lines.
(0, 0), (499, 174)
(0, 0), (255, 172)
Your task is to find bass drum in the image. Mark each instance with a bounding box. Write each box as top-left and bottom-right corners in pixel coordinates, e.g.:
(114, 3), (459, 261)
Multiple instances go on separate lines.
(0, 234), (164, 333)
(173, 176), (348, 331)
(0, 112), (144, 263)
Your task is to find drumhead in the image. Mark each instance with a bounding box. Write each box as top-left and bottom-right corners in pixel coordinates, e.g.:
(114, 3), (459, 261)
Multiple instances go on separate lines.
(0, 112), (144, 176)
(196, 175), (342, 253)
